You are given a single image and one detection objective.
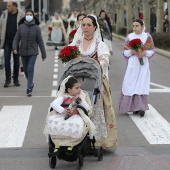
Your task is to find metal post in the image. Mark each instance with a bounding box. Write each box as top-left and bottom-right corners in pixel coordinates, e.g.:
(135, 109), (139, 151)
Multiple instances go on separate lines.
(43, 0), (47, 22)
(17, 0), (21, 9)
(39, 0), (41, 22)
(32, 0), (34, 11)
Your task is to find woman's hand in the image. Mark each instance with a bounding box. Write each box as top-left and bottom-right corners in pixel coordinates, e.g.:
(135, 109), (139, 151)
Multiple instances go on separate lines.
(100, 59), (108, 66)
(131, 50), (138, 55)
(13, 50), (17, 54)
(137, 51), (146, 58)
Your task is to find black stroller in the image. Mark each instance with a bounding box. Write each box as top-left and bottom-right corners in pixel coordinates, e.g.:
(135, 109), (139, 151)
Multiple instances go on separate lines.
(48, 58), (104, 169)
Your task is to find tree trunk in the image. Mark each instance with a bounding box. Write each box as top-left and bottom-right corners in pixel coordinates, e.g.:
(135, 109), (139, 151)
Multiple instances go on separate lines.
(116, 0), (124, 33)
(143, 0), (150, 32)
(167, 0), (170, 33)
(126, 0), (133, 34)
(134, 0), (139, 19)
(156, 0), (164, 33)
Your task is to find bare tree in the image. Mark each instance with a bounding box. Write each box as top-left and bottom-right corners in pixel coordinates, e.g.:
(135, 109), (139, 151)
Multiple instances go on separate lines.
(142, 0), (151, 32)
(126, 0), (133, 33)
(167, 0), (170, 33)
(156, 0), (164, 32)
(115, 0), (124, 33)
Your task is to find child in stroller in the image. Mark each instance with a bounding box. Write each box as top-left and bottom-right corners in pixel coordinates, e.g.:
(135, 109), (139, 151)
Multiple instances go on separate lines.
(44, 74), (103, 169)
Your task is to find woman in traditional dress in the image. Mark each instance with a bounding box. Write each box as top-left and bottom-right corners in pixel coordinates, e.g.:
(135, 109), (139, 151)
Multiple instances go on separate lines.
(119, 19), (155, 117)
(50, 13), (67, 49)
(98, 10), (113, 55)
(67, 10), (77, 37)
(69, 14), (117, 149)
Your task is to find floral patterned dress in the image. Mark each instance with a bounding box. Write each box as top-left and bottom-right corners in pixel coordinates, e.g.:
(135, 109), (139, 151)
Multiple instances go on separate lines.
(70, 38), (117, 148)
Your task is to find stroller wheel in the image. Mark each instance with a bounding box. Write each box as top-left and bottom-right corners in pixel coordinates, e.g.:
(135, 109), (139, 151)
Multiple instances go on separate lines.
(49, 156), (57, 169)
(97, 147), (103, 161)
(76, 154), (83, 170)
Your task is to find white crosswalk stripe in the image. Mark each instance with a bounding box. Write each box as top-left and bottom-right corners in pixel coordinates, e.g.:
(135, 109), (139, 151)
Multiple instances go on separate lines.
(0, 105), (32, 148)
(129, 104), (170, 144)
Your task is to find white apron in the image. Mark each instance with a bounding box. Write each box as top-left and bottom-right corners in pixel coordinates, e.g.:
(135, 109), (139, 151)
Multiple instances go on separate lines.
(122, 32), (150, 96)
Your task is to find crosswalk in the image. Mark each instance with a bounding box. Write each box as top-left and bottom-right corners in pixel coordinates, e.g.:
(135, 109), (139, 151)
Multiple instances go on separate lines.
(0, 103), (170, 148)
(0, 50), (170, 148)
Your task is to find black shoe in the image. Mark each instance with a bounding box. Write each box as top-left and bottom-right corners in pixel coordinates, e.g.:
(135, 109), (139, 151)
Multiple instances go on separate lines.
(14, 80), (20, 86)
(4, 81), (11, 87)
(133, 111), (139, 114)
(55, 46), (58, 50)
(139, 110), (145, 117)
(27, 89), (32, 96)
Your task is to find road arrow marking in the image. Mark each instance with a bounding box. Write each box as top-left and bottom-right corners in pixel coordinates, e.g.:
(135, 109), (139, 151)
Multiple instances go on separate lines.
(150, 82), (170, 93)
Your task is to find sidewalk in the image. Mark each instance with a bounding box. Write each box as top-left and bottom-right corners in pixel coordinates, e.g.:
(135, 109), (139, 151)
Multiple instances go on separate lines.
(112, 33), (170, 59)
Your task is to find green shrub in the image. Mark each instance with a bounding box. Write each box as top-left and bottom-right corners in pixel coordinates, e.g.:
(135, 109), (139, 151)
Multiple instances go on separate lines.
(117, 28), (127, 36)
(152, 32), (170, 50)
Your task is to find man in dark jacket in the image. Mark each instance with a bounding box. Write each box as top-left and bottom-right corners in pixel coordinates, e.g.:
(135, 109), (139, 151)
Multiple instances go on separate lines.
(0, 1), (24, 87)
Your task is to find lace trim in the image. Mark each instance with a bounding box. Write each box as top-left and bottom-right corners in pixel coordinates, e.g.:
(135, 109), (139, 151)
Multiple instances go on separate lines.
(76, 39), (100, 58)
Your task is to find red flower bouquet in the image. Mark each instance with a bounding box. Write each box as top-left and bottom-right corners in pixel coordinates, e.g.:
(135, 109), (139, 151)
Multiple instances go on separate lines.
(58, 46), (81, 63)
(128, 38), (144, 65)
(69, 29), (78, 43)
(48, 26), (53, 31)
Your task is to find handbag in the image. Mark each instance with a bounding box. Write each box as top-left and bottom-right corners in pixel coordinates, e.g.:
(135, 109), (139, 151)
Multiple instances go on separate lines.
(0, 49), (4, 69)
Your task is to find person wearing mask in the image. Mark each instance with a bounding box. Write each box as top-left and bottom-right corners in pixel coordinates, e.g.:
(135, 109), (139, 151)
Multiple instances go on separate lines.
(13, 9), (46, 96)
(0, 0), (24, 87)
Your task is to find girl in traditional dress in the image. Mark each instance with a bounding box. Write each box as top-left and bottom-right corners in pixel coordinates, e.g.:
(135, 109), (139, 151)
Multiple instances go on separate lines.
(50, 13), (67, 49)
(44, 76), (95, 156)
(69, 14), (117, 149)
(119, 19), (155, 117)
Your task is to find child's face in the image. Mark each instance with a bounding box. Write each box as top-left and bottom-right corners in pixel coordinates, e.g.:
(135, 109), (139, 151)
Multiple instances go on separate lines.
(68, 82), (81, 96)
(133, 22), (143, 34)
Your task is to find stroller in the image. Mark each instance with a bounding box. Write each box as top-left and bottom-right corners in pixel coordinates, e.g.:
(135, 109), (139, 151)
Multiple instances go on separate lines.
(48, 58), (104, 169)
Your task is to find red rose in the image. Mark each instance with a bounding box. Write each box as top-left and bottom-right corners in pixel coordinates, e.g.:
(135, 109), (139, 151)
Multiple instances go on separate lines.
(58, 45), (81, 63)
(48, 26), (52, 31)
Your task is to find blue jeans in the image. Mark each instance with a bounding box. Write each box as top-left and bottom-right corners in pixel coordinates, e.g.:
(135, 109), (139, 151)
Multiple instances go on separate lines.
(21, 56), (37, 90)
(4, 40), (20, 82)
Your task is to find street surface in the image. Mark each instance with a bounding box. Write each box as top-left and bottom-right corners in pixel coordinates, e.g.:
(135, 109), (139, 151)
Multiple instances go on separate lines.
(0, 25), (170, 170)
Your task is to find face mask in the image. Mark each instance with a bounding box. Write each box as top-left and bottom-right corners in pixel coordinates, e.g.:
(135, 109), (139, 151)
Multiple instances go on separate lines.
(25, 15), (33, 22)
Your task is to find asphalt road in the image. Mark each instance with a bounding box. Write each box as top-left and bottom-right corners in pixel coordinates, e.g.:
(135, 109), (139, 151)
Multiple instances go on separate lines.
(0, 25), (170, 170)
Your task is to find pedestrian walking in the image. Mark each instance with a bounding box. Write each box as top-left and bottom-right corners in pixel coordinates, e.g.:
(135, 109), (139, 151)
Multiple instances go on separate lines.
(0, 0), (24, 87)
(69, 14), (117, 148)
(13, 9), (46, 96)
(150, 9), (156, 33)
(119, 19), (155, 117)
(98, 10), (113, 55)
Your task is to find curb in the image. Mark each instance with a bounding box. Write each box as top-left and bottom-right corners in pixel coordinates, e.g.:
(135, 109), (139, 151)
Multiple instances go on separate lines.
(112, 33), (170, 59)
